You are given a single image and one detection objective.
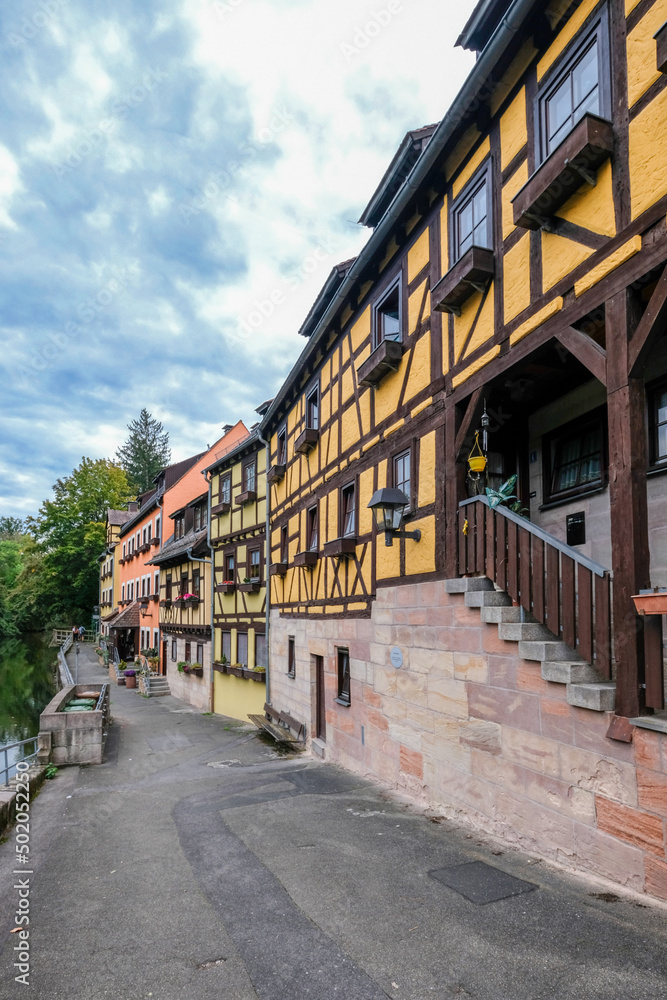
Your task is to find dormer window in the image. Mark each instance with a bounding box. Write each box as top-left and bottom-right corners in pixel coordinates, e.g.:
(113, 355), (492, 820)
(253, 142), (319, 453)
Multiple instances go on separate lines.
(452, 164), (492, 263)
(306, 387), (319, 430)
(277, 426), (287, 465)
(373, 281), (401, 349)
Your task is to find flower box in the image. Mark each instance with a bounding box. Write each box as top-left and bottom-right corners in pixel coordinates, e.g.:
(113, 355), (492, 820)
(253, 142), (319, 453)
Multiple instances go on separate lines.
(217, 582), (236, 594)
(213, 661), (229, 674)
(323, 537), (357, 558)
(211, 501), (231, 516)
(294, 550), (318, 567)
(238, 581), (261, 593)
(189, 666), (204, 678)
(235, 490), (257, 505)
(431, 246), (495, 315)
(151, 537), (160, 546)
(227, 664), (245, 678)
(267, 464), (286, 484)
(270, 562), (288, 576)
(184, 595), (200, 605)
(632, 590), (667, 615)
(295, 427), (319, 454)
(159, 599), (172, 607)
(357, 339), (404, 388)
(243, 667), (266, 683)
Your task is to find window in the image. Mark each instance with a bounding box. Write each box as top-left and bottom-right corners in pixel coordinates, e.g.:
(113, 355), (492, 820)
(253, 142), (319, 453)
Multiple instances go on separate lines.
(249, 548), (261, 580)
(194, 506), (201, 531)
(451, 165), (491, 262)
(220, 475), (231, 505)
(277, 426), (287, 464)
(650, 380), (667, 467)
(154, 629), (159, 647)
(181, 572), (188, 597)
(221, 631), (231, 663)
(121, 583), (125, 601)
(280, 524), (289, 563)
(237, 632), (248, 667)
(165, 574), (172, 600)
(174, 515), (185, 540)
(544, 410), (605, 504)
(243, 460), (257, 493)
(154, 572), (159, 595)
(142, 527), (147, 545)
(136, 532), (140, 549)
(171, 639), (177, 660)
(255, 633), (267, 668)
(224, 553), (235, 581)
(192, 568), (200, 597)
(147, 523), (151, 541)
(155, 517), (160, 540)
(142, 577), (148, 597)
(288, 636), (295, 677)
(341, 483), (356, 537)
(185, 641), (191, 663)
(337, 648), (351, 706)
(307, 505), (318, 551)
(122, 543), (126, 558)
(373, 281), (401, 349)
(393, 449), (411, 506)
(196, 643), (203, 665)
(306, 386), (319, 430)
(537, 14), (610, 162)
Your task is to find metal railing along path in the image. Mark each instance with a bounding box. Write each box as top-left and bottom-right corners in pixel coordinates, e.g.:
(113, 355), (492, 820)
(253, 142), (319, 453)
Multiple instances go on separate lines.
(1, 736), (39, 787)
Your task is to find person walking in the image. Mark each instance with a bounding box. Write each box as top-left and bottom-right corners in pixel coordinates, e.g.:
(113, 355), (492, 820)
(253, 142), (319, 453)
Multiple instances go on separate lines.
(72, 626), (78, 644)
(78, 625), (85, 642)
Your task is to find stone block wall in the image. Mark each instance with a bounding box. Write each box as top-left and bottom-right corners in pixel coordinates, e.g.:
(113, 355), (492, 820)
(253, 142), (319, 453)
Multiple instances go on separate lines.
(39, 684), (109, 766)
(165, 636), (211, 711)
(268, 583), (667, 901)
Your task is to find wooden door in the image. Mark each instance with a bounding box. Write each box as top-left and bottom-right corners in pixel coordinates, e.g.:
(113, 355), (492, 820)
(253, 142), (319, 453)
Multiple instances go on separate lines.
(315, 655), (326, 741)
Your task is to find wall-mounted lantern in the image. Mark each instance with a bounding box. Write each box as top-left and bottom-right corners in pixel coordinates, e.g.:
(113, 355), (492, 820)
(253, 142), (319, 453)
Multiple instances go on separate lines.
(367, 488), (421, 547)
(140, 602), (149, 617)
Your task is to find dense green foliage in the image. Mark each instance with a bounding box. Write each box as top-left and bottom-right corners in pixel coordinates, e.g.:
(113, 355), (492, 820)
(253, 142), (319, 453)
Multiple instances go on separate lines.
(0, 634), (56, 742)
(116, 408), (171, 493)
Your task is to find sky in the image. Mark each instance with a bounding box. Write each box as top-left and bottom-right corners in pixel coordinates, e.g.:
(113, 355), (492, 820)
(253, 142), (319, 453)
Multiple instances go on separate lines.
(0, 0), (478, 519)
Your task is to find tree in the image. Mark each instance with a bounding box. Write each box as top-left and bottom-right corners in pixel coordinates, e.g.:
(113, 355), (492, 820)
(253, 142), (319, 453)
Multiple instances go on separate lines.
(116, 409), (171, 493)
(28, 458), (130, 625)
(0, 516), (24, 540)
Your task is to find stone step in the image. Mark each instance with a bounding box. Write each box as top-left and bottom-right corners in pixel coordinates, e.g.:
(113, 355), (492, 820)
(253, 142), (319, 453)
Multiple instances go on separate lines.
(542, 660), (600, 684)
(567, 682), (616, 712)
(446, 577), (494, 594)
(480, 605), (525, 624)
(465, 590), (513, 608)
(498, 622), (553, 642)
(518, 639), (581, 663)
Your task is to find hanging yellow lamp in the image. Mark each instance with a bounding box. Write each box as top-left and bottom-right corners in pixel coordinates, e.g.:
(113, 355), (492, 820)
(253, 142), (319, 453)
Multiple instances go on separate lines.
(467, 431), (487, 473)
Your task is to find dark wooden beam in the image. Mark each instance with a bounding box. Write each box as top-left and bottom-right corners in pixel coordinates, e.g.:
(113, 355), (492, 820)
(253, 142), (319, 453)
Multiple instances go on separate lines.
(455, 386), (483, 459)
(628, 263), (667, 375)
(606, 291), (651, 718)
(555, 327), (607, 385)
(445, 402), (460, 580)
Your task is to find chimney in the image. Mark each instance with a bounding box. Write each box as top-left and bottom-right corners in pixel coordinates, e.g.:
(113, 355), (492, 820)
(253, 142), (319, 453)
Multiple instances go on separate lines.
(127, 501), (138, 513)
(222, 423), (233, 434)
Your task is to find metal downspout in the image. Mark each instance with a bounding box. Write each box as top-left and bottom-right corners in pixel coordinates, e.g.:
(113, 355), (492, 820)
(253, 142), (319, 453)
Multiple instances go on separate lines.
(200, 469), (215, 711)
(257, 430), (271, 705)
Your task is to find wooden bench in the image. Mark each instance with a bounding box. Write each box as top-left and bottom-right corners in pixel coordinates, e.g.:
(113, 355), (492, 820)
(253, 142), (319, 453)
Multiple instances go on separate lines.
(248, 703), (306, 745)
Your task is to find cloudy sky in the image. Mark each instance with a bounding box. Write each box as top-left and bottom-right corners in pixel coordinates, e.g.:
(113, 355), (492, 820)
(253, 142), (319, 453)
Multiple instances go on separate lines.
(0, 0), (477, 519)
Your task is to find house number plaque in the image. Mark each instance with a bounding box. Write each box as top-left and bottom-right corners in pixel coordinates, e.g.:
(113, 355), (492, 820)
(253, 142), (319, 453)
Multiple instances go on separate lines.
(390, 646), (403, 669)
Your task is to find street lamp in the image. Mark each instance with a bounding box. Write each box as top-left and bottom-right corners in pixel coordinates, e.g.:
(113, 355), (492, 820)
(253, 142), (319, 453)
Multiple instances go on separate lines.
(367, 488), (422, 547)
(140, 602), (149, 617)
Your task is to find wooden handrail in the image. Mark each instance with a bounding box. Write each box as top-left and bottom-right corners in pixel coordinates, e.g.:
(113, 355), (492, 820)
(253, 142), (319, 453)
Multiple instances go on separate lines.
(458, 496), (612, 678)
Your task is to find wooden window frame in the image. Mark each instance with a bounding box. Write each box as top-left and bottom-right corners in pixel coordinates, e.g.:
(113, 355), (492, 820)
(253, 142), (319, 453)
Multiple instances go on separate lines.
(372, 275), (403, 351)
(243, 458), (257, 493)
(192, 568), (201, 597)
(541, 407), (607, 507)
(220, 474), (232, 506)
(184, 641), (191, 663)
(391, 446), (413, 511)
(224, 552), (235, 582)
(287, 636), (296, 678)
(648, 376), (667, 470)
(277, 426), (287, 465)
(171, 639), (177, 661)
(165, 574), (172, 601)
(237, 632), (248, 668)
(307, 504), (318, 552)
(154, 571), (160, 596)
(306, 384), (320, 431)
(255, 633), (267, 668)
(180, 572), (189, 597)
(340, 481), (357, 538)
(535, 8), (611, 165)
(196, 643), (204, 664)
(449, 160), (493, 265)
(221, 631), (231, 663)
(249, 546), (261, 581)
(280, 524), (289, 564)
(336, 647), (351, 706)
(194, 506), (201, 531)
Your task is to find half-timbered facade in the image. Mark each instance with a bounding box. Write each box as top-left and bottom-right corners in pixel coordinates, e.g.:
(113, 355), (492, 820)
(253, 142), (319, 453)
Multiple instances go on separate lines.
(260, 0), (667, 900)
(207, 428), (268, 723)
(150, 492), (212, 711)
(99, 508), (132, 634)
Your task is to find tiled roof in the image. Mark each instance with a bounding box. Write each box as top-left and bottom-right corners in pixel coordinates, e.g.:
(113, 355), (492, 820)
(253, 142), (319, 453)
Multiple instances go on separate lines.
(148, 527), (209, 565)
(101, 610), (120, 623)
(109, 602), (141, 629)
(107, 509), (132, 526)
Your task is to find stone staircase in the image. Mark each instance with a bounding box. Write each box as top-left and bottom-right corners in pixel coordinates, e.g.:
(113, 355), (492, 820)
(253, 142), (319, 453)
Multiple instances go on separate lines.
(146, 674), (171, 697)
(446, 577), (615, 712)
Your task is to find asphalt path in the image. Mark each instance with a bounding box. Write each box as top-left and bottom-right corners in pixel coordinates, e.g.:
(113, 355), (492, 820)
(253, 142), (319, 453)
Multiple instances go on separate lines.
(1, 646), (667, 1000)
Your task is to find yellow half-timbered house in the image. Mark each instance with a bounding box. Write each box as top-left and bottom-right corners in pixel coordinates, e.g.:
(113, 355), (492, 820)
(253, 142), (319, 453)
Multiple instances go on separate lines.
(206, 426), (269, 722)
(259, 0), (667, 900)
(99, 507), (133, 634)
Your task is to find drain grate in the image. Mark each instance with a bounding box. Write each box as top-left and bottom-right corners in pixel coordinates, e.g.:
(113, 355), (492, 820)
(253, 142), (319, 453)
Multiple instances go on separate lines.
(429, 861), (537, 904)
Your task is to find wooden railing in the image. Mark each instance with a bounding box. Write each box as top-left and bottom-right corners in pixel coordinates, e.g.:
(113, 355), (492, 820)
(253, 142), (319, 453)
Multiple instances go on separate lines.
(459, 496), (612, 678)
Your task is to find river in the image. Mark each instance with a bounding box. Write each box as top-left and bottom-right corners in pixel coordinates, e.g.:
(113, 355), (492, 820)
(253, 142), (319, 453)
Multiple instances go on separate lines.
(0, 633), (57, 781)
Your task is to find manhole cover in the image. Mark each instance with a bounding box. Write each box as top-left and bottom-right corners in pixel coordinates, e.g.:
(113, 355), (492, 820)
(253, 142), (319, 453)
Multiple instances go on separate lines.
(429, 861), (537, 904)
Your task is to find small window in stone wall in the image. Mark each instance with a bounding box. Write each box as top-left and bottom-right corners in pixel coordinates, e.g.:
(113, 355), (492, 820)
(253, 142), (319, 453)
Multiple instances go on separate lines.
(185, 641), (191, 663)
(171, 639), (177, 660)
(337, 648), (350, 705)
(196, 643), (204, 664)
(288, 636), (295, 678)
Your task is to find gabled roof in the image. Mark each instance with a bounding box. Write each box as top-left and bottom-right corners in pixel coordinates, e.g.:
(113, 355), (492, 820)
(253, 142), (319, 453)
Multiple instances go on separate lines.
(148, 527), (209, 566)
(203, 429), (262, 476)
(456, 0), (512, 53)
(358, 126), (438, 229)
(107, 509), (132, 527)
(118, 492), (161, 537)
(109, 602), (141, 629)
(298, 260), (357, 338)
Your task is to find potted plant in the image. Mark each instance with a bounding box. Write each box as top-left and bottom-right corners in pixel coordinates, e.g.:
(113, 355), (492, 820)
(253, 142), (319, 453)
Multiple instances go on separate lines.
(228, 662), (244, 678)
(239, 575), (261, 593)
(190, 662), (204, 678)
(177, 661), (188, 673)
(219, 580), (235, 594)
(183, 592), (200, 605)
(124, 668), (137, 689)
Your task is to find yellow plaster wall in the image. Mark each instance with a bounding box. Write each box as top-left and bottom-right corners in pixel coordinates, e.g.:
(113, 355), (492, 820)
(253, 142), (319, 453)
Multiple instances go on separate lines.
(326, 490), (338, 542)
(408, 280), (429, 333)
(341, 363), (355, 407)
(359, 468), (375, 535)
(537, 0), (598, 80)
(452, 138), (491, 198)
(627, 3), (667, 108)
(452, 345), (501, 388)
(490, 40), (537, 116)
(504, 236), (531, 322)
(542, 233), (594, 292)
(445, 126), (481, 182)
(419, 432), (436, 506)
(629, 87), (667, 219)
(502, 161), (529, 240)
(509, 297), (563, 345)
(373, 368), (404, 425)
(358, 390), (372, 438)
(454, 291), (484, 362)
(574, 235), (643, 297)
(464, 288), (495, 359)
(555, 161), (615, 236)
(351, 307), (370, 353)
(213, 671), (265, 723)
(379, 237), (399, 272)
(407, 229), (430, 283)
(405, 516), (436, 576)
(376, 534), (401, 579)
(500, 88), (527, 170)
(440, 200), (449, 274)
(404, 332), (431, 402)
(625, 0), (643, 11)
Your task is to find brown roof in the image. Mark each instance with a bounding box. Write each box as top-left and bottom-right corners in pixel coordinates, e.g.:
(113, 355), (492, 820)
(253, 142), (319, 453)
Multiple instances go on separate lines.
(109, 602), (141, 629)
(101, 610), (120, 623)
(107, 509), (132, 526)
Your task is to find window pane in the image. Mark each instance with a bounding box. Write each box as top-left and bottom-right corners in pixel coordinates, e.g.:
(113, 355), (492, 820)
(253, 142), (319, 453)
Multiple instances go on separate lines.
(659, 425), (667, 460)
(547, 76), (572, 144)
(458, 200), (474, 243)
(381, 304), (401, 341)
(237, 633), (248, 666)
(222, 631), (231, 661)
(572, 42), (598, 110)
(256, 634), (266, 668)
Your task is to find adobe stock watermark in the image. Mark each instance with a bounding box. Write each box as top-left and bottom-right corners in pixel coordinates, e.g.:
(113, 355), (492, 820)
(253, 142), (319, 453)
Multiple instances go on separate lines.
(180, 107), (294, 222)
(19, 262), (139, 380)
(232, 235), (341, 342)
(51, 68), (168, 179)
(7, 0), (69, 48)
(340, 1), (405, 63)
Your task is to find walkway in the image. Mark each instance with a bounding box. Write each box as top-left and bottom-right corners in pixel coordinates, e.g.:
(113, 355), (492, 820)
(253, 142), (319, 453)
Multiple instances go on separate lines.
(1, 645), (667, 999)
